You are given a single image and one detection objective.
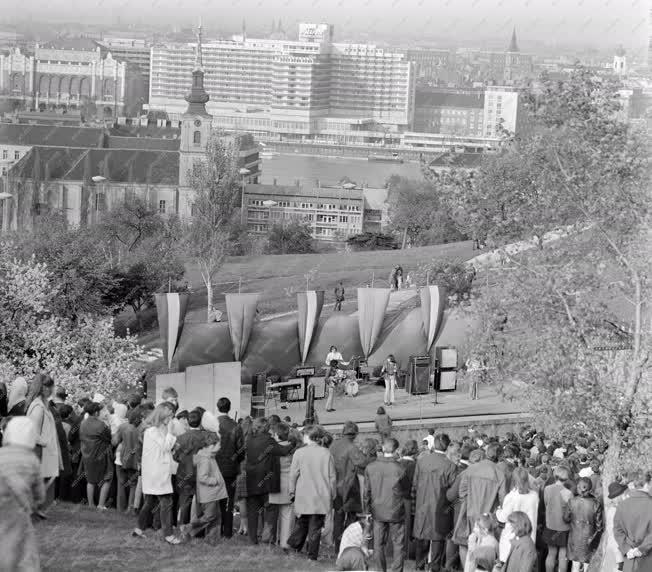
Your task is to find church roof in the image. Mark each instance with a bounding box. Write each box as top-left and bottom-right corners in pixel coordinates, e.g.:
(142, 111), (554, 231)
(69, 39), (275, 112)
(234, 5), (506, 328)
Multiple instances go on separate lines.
(0, 123), (105, 148)
(11, 147), (180, 185)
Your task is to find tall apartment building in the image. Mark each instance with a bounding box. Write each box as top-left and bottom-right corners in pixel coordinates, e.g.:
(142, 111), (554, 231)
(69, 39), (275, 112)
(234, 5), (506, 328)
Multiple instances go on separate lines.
(96, 37), (151, 101)
(483, 86), (523, 138)
(148, 23), (414, 140)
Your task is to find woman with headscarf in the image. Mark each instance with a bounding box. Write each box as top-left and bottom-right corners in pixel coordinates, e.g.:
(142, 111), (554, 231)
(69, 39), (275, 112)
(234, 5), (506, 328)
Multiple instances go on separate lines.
(80, 401), (113, 510)
(0, 416), (45, 572)
(7, 377), (28, 416)
(26, 373), (61, 509)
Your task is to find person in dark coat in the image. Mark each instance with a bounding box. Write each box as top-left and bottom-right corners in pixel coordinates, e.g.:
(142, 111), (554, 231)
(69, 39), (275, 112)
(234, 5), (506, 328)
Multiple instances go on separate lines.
(115, 408), (142, 513)
(411, 433), (458, 571)
(503, 511), (537, 572)
(613, 471), (652, 572)
(334, 281), (345, 311)
(374, 407), (392, 440)
(49, 400), (72, 500)
(215, 397), (245, 538)
(364, 437), (410, 572)
(0, 380), (8, 418)
(444, 442), (466, 571)
(567, 477), (603, 569)
(399, 439), (419, 561)
(244, 417), (293, 545)
(330, 420), (366, 550)
(79, 401), (113, 509)
(172, 410), (205, 524)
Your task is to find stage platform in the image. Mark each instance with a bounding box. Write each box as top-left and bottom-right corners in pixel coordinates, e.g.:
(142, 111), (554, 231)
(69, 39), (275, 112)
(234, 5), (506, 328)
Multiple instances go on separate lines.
(240, 382), (525, 428)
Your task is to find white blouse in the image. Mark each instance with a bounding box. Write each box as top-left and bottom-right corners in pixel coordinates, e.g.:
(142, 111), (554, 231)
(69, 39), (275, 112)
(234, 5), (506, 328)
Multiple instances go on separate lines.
(141, 426), (177, 495)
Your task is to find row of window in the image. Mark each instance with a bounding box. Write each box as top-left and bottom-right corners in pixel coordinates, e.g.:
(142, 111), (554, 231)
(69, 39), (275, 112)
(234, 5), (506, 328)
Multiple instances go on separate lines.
(1, 150), (22, 161)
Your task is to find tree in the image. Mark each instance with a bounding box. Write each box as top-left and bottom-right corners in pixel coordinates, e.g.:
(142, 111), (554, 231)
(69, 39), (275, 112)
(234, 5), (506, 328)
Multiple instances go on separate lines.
(455, 68), (650, 570)
(185, 135), (243, 321)
(413, 260), (475, 306)
(386, 176), (467, 248)
(0, 248), (142, 401)
(265, 221), (314, 255)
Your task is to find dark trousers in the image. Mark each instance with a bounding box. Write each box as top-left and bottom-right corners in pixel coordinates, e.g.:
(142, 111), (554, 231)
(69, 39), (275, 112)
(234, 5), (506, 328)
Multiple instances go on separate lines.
(335, 299), (343, 311)
(288, 514), (326, 560)
(374, 521), (405, 572)
(220, 476), (237, 537)
(262, 503), (278, 544)
(333, 507), (357, 551)
(246, 494), (267, 544)
(116, 466), (138, 512)
(189, 500), (220, 542)
(138, 494), (174, 537)
(415, 539), (446, 571)
(177, 486), (195, 526)
(444, 538), (460, 571)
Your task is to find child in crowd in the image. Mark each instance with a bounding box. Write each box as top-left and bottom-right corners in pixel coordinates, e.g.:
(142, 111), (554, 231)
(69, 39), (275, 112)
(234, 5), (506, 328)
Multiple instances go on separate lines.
(182, 431), (226, 543)
(464, 514), (498, 572)
(374, 406), (392, 440)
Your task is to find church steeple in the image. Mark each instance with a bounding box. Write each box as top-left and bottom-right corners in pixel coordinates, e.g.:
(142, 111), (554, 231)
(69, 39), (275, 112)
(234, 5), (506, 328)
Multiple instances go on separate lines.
(184, 20), (210, 117)
(508, 27), (519, 53)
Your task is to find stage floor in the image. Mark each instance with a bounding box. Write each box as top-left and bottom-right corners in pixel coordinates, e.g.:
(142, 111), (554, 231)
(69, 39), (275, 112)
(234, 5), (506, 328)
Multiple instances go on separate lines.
(240, 382), (523, 427)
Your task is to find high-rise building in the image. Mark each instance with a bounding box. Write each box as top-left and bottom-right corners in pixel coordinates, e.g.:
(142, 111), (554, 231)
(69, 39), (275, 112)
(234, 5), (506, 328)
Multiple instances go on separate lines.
(96, 37), (151, 102)
(148, 23), (414, 141)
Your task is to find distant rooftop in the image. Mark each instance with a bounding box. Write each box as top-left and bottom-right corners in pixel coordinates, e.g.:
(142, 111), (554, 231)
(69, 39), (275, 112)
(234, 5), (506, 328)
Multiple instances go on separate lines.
(415, 90), (484, 109)
(106, 135), (180, 152)
(0, 123), (104, 148)
(39, 37), (99, 51)
(245, 183), (364, 201)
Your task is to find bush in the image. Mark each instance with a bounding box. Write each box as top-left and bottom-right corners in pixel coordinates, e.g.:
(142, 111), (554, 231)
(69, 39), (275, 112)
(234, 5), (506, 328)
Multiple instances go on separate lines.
(413, 260), (476, 306)
(265, 222), (315, 255)
(347, 232), (398, 251)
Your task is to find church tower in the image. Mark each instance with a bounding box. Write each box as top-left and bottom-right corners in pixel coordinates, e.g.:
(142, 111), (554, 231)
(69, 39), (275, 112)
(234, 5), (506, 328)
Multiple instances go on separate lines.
(179, 21), (212, 188)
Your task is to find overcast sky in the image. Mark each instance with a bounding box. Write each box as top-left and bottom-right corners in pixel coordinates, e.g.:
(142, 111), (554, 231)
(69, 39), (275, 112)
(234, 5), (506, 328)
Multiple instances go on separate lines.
(3, 0), (648, 50)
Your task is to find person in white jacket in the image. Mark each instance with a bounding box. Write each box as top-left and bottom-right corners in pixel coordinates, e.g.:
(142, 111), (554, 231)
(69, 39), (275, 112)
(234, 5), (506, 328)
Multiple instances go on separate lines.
(132, 404), (180, 544)
(496, 467), (539, 563)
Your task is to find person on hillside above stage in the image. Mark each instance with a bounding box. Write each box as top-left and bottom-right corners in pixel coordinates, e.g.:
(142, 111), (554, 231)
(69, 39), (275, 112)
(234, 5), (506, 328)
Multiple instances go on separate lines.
(326, 346), (350, 368)
(334, 282), (345, 312)
(380, 355), (398, 407)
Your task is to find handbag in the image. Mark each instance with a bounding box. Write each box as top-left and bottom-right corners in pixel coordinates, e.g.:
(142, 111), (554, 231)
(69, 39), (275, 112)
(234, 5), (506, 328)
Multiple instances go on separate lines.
(33, 403), (46, 461)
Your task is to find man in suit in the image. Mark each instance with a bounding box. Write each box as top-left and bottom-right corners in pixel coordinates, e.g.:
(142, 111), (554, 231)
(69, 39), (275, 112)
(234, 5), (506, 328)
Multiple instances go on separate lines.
(215, 397), (245, 538)
(364, 437), (410, 572)
(412, 433), (459, 571)
(330, 421), (366, 550)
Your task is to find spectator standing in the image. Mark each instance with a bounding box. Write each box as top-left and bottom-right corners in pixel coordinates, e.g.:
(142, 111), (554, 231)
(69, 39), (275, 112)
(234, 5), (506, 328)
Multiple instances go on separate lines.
(172, 409), (205, 525)
(0, 417), (45, 571)
(411, 433), (458, 571)
(496, 467), (539, 562)
(613, 470), (652, 572)
(364, 437), (410, 572)
(374, 407), (392, 440)
(502, 511), (538, 572)
(603, 481), (628, 572)
(464, 514), (498, 572)
(567, 477), (603, 572)
(288, 425), (337, 561)
(334, 281), (345, 311)
(330, 421), (365, 550)
(542, 465), (573, 572)
(80, 402), (113, 510)
(399, 439), (419, 561)
(133, 404), (180, 544)
(266, 422), (296, 549)
(115, 408), (142, 514)
(7, 377), (28, 416)
(244, 417), (294, 544)
(25, 373), (61, 509)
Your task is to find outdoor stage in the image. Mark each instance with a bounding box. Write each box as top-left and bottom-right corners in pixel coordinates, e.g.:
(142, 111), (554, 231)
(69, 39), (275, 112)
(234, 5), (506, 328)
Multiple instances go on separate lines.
(240, 382), (525, 428)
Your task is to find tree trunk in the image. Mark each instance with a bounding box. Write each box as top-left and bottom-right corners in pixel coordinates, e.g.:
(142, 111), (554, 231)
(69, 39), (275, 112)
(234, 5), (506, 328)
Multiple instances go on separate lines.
(206, 279), (213, 323)
(401, 228), (408, 250)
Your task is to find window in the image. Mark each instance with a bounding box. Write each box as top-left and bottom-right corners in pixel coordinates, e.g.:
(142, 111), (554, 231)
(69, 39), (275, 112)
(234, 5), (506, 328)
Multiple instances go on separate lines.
(159, 200), (166, 214)
(14, 151), (20, 160)
(2, 150), (7, 160)
(193, 131), (201, 146)
(1, 167), (6, 175)
(95, 193), (106, 212)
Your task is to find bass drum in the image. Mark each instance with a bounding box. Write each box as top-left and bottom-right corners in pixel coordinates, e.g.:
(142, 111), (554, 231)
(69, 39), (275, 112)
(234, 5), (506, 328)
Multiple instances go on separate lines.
(344, 379), (359, 397)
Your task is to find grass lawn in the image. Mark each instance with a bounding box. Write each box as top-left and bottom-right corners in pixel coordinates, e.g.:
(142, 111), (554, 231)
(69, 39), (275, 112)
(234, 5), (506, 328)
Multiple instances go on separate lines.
(120, 241), (475, 339)
(39, 504), (334, 572)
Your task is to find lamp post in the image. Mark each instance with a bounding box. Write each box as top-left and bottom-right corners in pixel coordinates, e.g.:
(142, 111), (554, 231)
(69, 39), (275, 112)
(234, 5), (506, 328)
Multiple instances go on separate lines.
(239, 167), (251, 225)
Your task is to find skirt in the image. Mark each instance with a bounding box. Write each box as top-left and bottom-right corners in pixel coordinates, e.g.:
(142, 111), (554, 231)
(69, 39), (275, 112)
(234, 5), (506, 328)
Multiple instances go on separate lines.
(542, 528), (569, 547)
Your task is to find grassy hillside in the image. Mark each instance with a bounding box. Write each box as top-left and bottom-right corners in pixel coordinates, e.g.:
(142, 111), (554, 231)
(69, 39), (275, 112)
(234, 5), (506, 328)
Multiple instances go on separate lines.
(123, 240), (475, 342)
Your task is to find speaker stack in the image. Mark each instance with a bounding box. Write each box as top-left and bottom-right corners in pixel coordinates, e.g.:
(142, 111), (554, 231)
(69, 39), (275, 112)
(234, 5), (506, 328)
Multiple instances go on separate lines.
(407, 355), (431, 395)
(435, 347), (458, 391)
(250, 372), (267, 418)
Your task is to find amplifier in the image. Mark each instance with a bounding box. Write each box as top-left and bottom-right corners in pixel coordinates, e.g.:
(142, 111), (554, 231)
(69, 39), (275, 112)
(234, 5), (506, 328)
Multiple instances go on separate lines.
(250, 372), (267, 418)
(437, 370), (457, 391)
(436, 347), (458, 369)
(296, 366), (316, 377)
(408, 356), (431, 395)
(307, 376), (326, 399)
(284, 378), (306, 402)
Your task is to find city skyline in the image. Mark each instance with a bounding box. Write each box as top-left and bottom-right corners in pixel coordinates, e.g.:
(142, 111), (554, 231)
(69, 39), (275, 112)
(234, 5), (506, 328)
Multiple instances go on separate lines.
(1, 0), (648, 51)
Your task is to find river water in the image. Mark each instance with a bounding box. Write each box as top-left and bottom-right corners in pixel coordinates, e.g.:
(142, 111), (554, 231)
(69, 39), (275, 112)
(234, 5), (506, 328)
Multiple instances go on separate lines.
(259, 153), (423, 188)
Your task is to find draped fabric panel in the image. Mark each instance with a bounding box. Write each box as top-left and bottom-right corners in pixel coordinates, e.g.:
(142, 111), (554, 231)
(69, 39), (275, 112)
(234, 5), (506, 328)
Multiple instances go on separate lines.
(154, 292), (190, 369)
(297, 290), (325, 364)
(357, 288), (391, 358)
(420, 285), (446, 352)
(225, 293), (260, 361)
